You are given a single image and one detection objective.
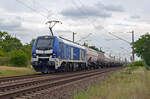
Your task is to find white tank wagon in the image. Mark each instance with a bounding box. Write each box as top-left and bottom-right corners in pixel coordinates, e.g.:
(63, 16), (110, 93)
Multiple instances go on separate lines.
(84, 46), (123, 68)
(85, 47), (99, 68)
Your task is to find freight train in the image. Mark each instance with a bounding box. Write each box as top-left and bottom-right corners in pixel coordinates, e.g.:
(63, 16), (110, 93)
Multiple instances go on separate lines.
(31, 35), (123, 73)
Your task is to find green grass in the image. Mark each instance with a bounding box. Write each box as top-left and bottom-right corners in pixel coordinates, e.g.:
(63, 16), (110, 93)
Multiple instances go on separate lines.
(74, 67), (150, 99)
(0, 66), (38, 77)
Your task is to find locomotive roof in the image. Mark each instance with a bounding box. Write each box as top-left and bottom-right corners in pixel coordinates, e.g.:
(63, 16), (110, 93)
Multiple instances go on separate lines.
(37, 35), (54, 39)
(37, 35), (85, 49)
(58, 36), (86, 50)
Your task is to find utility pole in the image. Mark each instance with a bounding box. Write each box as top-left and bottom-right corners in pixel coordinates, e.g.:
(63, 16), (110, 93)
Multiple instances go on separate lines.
(108, 31), (135, 65)
(46, 20), (62, 36)
(73, 32), (77, 42)
(99, 47), (102, 52)
(131, 30), (135, 66)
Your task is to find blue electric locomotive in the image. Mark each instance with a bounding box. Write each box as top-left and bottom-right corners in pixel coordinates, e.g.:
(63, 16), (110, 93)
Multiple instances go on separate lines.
(31, 36), (86, 73)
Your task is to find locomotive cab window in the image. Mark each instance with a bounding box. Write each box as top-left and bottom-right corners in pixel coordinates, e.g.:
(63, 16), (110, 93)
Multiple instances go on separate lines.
(36, 37), (54, 50)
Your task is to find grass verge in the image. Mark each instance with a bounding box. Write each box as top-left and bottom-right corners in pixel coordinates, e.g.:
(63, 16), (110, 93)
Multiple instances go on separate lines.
(74, 67), (150, 99)
(0, 66), (38, 77)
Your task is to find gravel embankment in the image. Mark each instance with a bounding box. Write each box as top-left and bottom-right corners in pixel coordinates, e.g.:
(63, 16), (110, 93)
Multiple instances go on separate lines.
(30, 71), (112, 99)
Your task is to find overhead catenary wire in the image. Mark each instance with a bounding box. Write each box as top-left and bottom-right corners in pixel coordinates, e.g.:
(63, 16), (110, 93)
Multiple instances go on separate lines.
(63, 0), (130, 61)
(28, 0), (74, 33)
(70, 0), (98, 43)
(16, 0), (127, 59)
(15, 0), (125, 61)
(71, 0), (110, 45)
(16, 0), (48, 18)
(15, 0), (74, 36)
(29, 0), (52, 21)
(72, 0), (132, 61)
(18, 0), (103, 42)
(108, 31), (135, 63)
(76, 33), (92, 42)
(30, 0), (50, 12)
(71, 0), (96, 29)
(16, 0), (56, 24)
(72, 0), (109, 32)
(108, 32), (131, 44)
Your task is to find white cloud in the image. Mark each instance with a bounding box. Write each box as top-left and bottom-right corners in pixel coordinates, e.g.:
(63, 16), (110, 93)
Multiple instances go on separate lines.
(0, 0), (150, 61)
(61, 1), (124, 19)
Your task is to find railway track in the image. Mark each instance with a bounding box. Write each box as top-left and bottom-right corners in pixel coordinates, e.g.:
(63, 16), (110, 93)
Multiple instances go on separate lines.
(0, 67), (121, 99)
(0, 69), (102, 85)
(0, 73), (49, 84)
(0, 70), (87, 84)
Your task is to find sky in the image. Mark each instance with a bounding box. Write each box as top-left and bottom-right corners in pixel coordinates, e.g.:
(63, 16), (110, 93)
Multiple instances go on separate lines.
(0, 0), (150, 61)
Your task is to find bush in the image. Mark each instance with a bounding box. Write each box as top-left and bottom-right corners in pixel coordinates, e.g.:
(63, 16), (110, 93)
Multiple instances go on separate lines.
(9, 50), (28, 67)
(134, 61), (146, 66)
(0, 49), (5, 57)
(21, 46), (32, 61)
(130, 61), (146, 67)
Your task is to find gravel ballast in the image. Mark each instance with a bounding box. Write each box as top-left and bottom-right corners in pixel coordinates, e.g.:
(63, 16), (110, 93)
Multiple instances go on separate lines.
(29, 71), (113, 99)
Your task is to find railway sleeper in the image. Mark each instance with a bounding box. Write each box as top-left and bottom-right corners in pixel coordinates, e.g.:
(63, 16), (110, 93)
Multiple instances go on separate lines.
(0, 69), (111, 99)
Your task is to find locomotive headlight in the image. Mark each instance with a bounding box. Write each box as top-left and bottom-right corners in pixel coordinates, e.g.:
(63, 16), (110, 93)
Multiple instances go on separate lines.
(33, 53), (37, 58)
(53, 53), (56, 56)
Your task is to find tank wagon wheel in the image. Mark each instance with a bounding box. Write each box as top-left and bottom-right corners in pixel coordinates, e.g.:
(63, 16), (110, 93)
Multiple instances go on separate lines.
(79, 63), (85, 71)
(89, 65), (93, 70)
(92, 63), (96, 69)
(96, 65), (99, 69)
(100, 63), (104, 68)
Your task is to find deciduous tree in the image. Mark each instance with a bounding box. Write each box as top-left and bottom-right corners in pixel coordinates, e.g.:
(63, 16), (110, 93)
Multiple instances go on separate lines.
(0, 31), (22, 52)
(134, 33), (150, 66)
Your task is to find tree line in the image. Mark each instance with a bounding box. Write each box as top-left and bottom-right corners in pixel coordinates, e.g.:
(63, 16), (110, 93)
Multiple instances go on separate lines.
(133, 33), (150, 66)
(0, 31), (150, 67)
(0, 31), (34, 67)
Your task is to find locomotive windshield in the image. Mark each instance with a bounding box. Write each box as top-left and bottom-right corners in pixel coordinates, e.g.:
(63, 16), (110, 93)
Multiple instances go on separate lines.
(36, 37), (54, 50)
